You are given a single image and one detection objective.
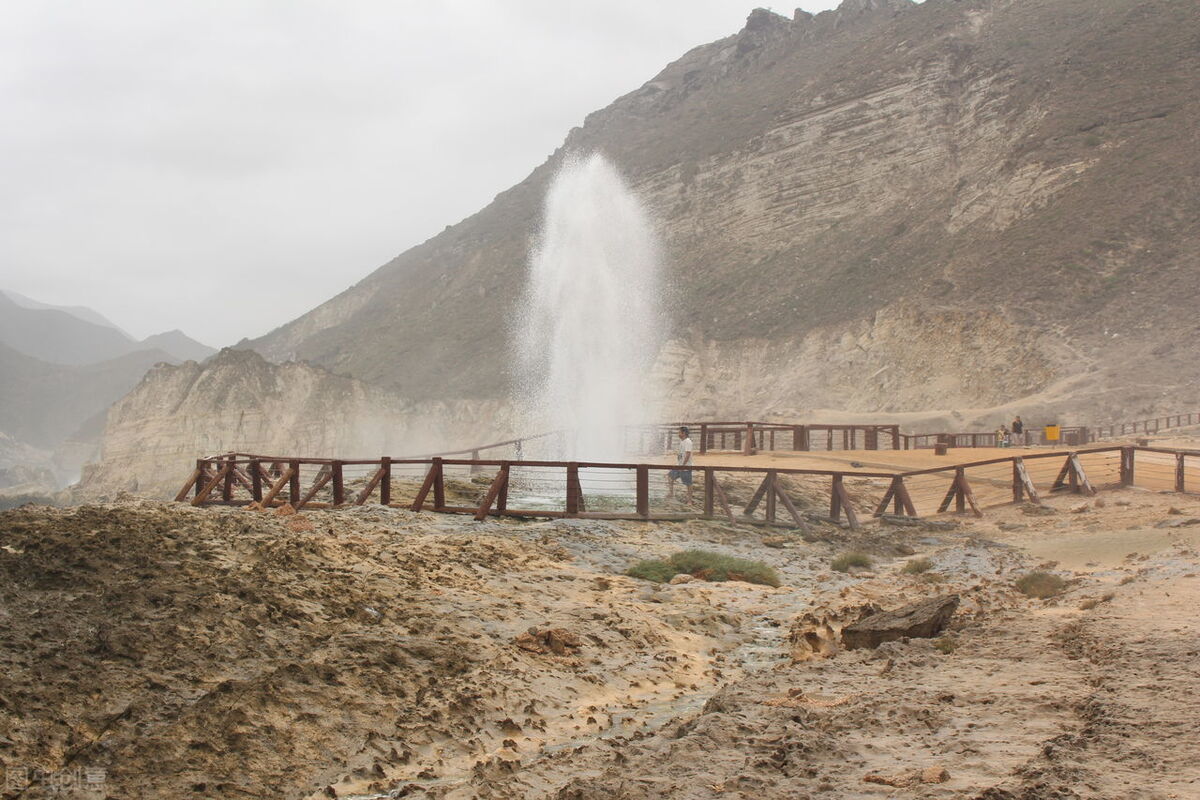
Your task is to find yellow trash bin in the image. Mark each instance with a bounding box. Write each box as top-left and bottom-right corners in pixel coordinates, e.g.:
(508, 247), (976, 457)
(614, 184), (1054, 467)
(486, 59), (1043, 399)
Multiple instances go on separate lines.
(1044, 424), (1061, 443)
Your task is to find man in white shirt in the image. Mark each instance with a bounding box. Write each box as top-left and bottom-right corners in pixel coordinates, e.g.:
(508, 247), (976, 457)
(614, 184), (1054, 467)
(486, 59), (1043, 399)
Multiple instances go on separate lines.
(668, 426), (694, 503)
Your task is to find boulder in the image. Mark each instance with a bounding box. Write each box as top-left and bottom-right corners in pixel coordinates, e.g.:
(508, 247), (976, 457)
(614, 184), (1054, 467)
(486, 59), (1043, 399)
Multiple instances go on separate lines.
(668, 573), (695, 584)
(514, 627), (583, 655)
(841, 594), (959, 650)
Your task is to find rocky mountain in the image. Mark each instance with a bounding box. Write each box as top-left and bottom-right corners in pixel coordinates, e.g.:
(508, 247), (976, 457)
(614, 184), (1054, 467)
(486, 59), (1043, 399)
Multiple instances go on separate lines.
(83, 349), (507, 495)
(239, 0), (1198, 422)
(0, 291), (216, 365)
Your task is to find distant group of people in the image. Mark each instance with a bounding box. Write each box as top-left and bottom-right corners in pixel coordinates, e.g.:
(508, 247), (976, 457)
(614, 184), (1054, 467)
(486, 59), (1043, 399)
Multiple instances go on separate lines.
(996, 415), (1025, 447)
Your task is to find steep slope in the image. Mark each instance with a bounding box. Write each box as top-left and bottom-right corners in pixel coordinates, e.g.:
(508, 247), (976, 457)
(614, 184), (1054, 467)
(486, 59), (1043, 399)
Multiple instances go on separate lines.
(243, 0), (1199, 420)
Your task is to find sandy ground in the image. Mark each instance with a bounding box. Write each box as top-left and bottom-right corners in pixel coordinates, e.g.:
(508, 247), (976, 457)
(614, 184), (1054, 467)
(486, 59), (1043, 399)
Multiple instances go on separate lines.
(1, 484), (1198, 799)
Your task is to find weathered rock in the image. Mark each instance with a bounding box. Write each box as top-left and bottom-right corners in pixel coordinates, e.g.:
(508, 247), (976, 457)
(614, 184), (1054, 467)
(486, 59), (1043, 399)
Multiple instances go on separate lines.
(841, 594), (959, 650)
(1155, 517), (1200, 529)
(922, 765), (950, 783)
(863, 763), (950, 787)
(514, 627), (583, 655)
(1069, 502), (1090, 513)
(668, 573), (694, 584)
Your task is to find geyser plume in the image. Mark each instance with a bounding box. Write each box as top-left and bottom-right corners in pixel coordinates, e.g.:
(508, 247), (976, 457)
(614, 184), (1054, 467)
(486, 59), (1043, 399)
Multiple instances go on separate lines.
(516, 153), (664, 461)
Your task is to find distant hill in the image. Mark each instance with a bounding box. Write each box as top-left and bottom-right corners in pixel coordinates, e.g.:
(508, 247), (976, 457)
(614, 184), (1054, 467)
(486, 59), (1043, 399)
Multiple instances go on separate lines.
(240, 0), (1199, 422)
(0, 292), (139, 366)
(141, 330), (218, 363)
(2, 289), (131, 337)
(0, 340), (176, 452)
(0, 291), (215, 365)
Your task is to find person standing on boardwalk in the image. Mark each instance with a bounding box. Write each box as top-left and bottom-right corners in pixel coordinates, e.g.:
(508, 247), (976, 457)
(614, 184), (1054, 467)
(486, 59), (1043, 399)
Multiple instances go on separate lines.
(668, 426), (694, 503)
(1011, 415), (1024, 446)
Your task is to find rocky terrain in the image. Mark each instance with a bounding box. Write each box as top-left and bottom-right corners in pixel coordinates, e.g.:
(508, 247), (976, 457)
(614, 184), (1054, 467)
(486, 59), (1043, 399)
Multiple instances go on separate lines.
(2, 480), (1197, 799)
(239, 0), (1197, 422)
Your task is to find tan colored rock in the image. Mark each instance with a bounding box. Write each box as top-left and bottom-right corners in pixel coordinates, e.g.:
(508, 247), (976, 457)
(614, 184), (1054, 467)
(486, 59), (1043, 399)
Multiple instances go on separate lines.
(921, 765), (950, 784)
(668, 574), (695, 585)
(514, 627), (583, 656)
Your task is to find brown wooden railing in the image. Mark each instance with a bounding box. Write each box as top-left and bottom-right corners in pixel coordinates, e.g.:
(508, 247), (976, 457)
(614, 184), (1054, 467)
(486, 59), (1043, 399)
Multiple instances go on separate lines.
(175, 454), (899, 530)
(178, 445), (1200, 530)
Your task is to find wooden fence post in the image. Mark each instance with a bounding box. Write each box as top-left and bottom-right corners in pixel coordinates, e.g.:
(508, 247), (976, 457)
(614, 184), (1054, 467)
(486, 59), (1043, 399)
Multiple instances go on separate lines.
(433, 457), (445, 510)
(1012, 457), (1040, 504)
(829, 474), (859, 529)
(249, 459), (263, 502)
(636, 465), (649, 518)
(222, 456), (235, 502)
(331, 461), (345, 506)
(703, 469), (715, 519)
(1176, 453), (1186, 493)
(566, 463), (582, 516)
(380, 457), (391, 505)
(1120, 447), (1134, 486)
(764, 470), (777, 523)
(699, 423), (708, 455)
(743, 423), (755, 456)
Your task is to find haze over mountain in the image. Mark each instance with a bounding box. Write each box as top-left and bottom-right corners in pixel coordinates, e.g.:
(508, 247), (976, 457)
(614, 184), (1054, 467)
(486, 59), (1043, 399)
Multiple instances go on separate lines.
(0, 291), (215, 366)
(89, 0), (1199, 494)
(0, 290), (216, 485)
(2, 289), (132, 337)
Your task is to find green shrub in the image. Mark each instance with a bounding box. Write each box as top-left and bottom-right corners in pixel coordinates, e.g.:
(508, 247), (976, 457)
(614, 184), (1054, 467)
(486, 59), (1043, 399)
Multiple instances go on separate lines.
(934, 636), (957, 654)
(625, 549), (780, 587)
(831, 552), (872, 573)
(625, 559), (677, 583)
(901, 557), (933, 575)
(1015, 571), (1067, 599)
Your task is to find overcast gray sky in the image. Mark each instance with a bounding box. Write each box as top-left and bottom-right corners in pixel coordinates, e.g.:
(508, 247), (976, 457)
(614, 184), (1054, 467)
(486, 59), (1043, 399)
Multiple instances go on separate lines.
(2, 1), (842, 344)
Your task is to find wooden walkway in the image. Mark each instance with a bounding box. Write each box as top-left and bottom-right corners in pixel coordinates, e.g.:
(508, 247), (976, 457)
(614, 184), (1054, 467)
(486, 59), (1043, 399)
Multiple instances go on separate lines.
(178, 444), (1200, 531)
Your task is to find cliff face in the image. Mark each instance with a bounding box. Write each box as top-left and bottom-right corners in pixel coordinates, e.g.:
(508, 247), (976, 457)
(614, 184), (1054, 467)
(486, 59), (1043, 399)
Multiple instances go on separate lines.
(240, 0), (1199, 421)
(82, 349), (508, 496)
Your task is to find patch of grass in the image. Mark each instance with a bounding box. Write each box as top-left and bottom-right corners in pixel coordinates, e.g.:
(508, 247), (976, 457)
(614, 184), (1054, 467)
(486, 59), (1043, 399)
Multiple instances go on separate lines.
(901, 557), (933, 575)
(625, 559), (677, 584)
(625, 549), (780, 587)
(933, 636), (957, 654)
(921, 572), (948, 585)
(1079, 591), (1116, 610)
(831, 552), (872, 573)
(1015, 571), (1067, 599)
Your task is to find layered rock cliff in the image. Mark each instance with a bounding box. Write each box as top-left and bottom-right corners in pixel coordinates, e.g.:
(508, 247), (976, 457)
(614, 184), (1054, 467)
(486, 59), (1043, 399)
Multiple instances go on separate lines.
(239, 0), (1198, 421)
(83, 350), (508, 496)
